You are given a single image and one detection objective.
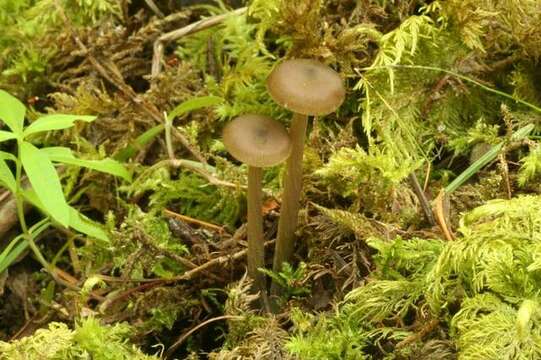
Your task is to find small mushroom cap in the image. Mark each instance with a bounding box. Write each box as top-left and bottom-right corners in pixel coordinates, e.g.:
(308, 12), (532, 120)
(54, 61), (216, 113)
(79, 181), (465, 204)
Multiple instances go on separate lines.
(267, 59), (345, 116)
(223, 114), (291, 168)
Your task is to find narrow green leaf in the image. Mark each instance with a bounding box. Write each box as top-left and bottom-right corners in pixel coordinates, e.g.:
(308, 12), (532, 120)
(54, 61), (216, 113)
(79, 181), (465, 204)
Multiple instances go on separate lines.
(0, 130), (16, 142)
(167, 96), (223, 121)
(42, 147), (131, 181)
(445, 124), (535, 194)
(69, 207), (109, 241)
(0, 151), (16, 192)
(0, 219), (50, 274)
(20, 142), (70, 226)
(24, 114), (96, 136)
(0, 90), (26, 135)
(20, 188), (109, 241)
(114, 124), (164, 162)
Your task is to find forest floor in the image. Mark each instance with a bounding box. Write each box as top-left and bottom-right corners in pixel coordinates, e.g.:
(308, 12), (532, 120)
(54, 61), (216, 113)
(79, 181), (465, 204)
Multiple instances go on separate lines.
(1, 1), (541, 359)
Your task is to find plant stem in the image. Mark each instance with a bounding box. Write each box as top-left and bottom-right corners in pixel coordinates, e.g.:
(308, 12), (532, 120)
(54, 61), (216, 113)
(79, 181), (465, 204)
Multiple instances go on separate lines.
(272, 112), (308, 297)
(247, 166), (269, 310)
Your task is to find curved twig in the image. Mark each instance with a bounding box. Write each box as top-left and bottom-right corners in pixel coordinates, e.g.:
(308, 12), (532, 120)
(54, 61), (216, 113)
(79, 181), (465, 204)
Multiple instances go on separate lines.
(165, 315), (243, 358)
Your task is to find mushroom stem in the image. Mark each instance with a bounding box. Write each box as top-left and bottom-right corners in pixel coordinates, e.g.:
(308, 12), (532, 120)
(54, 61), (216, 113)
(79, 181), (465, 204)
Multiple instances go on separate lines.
(247, 165), (268, 307)
(271, 112), (308, 295)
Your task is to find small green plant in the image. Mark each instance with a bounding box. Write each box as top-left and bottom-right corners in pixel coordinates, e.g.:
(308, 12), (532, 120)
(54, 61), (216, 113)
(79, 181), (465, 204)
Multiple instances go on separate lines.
(260, 262), (311, 304)
(0, 89), (130, 275)
(0, 317), (158, 359)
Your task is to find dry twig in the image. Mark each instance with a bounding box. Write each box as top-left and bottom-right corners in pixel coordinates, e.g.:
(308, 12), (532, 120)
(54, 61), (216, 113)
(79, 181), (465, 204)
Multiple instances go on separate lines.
(151, 7), (247, 78)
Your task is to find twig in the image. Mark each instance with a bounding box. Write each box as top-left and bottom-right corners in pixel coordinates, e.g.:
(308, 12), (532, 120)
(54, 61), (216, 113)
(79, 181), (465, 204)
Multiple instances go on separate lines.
(163, 209), (226, 234)
(151, 7), (247, 78)
(164, 112), (176, 160)
(408, 172), (436, 226)
(149, 158), (243, 190)
(434, 190), (454, 241)
(498, 153), (512, 199)
(423, 162), (431, 193)
(144, 0), (164, 18)
(100, 240), (275, 308)
(395, 319), (440, 349)
(165, 315), (243, 357)
(165, 240), (275, 283)
(134, 227), (222, 282)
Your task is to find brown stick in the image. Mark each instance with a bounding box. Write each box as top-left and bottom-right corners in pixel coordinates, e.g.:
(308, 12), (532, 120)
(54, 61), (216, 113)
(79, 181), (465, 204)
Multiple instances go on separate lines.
(165, 315), (243, 357)
(163, 209), (225, 234)
(144, 0), (164, 18)
(434, 190), (454, 241)
(151, 7), (247, 78)
(272, 113), (308, 296)
(408, 172), (436, 226)
(134, 227), (221, 282)
(99, 240), (276, 308)
(395, 319), (440, 349)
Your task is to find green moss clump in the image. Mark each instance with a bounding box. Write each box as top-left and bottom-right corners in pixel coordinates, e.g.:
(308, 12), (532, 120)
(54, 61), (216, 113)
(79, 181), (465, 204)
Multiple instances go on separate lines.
(287, 195), (541, 359)
(0, 318), (158, 360)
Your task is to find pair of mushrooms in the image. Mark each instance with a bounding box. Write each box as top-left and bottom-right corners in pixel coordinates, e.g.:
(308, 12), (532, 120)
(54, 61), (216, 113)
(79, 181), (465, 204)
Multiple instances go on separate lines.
(223, 59), (345, 304)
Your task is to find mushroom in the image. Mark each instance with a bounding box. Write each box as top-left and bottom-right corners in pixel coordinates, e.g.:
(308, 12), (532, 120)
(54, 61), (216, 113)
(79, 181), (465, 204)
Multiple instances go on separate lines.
(267, 59), (345, 293)
(222, 114), (291, 306)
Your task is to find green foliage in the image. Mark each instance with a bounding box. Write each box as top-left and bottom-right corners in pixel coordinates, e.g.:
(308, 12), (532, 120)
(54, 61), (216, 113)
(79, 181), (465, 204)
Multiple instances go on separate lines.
(445, 124), (534, 194)
(451, 294), (541, 359)
(289, 195), (541, 359)
(316, 145), (417, 199)
(0, 318), (158, 359)
(0, 90), (129, 272)
(315, 146), (418, 222)
(0, 90), (127, 226)
(518, 144), (541, 187)
(0, 0), (119, 93)
(259, 262), (310, 301)
(108, 205), (189, 278)
(176, 5), (278, 121)
(124, 165), (242, 229)
(286, 308), (370, 360)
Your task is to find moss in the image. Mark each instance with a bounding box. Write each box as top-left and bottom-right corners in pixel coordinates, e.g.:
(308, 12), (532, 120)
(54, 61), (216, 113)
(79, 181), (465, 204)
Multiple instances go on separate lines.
(0, 318), (157, 359)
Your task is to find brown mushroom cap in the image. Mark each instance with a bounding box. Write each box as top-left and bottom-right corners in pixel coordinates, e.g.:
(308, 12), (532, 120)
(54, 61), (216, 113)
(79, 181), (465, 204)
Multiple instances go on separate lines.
(223, 114), (291, 168)
(266, 59), (345, 116)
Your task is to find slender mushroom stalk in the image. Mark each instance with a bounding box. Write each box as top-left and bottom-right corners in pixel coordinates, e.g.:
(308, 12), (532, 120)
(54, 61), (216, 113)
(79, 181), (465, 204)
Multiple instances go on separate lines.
(222, 114), (291, 308)
(266, 59), (345, 297)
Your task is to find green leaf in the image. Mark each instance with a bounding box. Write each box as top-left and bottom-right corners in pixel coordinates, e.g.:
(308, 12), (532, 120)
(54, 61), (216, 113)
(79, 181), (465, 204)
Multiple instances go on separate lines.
(22, 188), (45, 209)
(445, 124), (535, 194)
(114, 124), (164, 162)
(0, 90), (26, 135)
(23, 114), (96, 137)
(42, 147), (131, 181)
(20, 142), (70, 226)
(0, 219), (51, 274)
(167, 96), (223, 121)
(0, 151), (16, 192)
(21, 188), (108, 241)
(0, 130), (16, 142)
(24, 114), (96, 136)
(69, 207), (108, 241)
